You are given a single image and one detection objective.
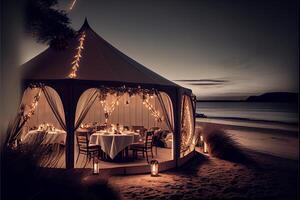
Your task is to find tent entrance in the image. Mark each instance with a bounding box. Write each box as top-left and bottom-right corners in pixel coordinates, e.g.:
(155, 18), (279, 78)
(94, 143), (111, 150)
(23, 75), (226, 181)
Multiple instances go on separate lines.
(74, 87), (174, 169)
(11, 85), (67, 168)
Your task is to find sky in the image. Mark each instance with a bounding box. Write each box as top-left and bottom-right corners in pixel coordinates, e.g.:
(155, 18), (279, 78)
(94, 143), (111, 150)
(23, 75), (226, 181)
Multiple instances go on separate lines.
(20, 0), (299, 100)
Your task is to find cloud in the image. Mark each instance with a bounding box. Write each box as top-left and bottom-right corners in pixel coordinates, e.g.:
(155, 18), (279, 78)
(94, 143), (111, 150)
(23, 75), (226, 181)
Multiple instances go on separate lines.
(173, 79), (229, 83)
(189, 83), (224, 86)
(173, 79), (230, 87)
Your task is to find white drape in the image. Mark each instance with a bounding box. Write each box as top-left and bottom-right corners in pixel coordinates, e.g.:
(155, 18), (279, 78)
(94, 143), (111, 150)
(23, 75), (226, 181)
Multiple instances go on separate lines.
(180, 95), (195, 157)
(42, 86), (66, 131)
(156, 91), (174, 132)
(20, 86), (66, 138)
(74, 88), (99, 130)
(6, 88), (41, 143)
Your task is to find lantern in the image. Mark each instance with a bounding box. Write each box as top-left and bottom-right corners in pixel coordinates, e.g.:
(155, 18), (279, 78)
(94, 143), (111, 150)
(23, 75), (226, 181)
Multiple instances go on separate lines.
(200, 135), (204, 147)
(150, 160), (159, 176)
(203, 142), (208, 154)
(93, 157), (100, 175)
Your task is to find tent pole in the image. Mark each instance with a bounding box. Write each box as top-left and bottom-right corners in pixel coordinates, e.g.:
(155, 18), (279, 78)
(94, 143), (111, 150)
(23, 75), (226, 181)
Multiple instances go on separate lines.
(61, 82), (77, 169)
(168, 88), (182, 167)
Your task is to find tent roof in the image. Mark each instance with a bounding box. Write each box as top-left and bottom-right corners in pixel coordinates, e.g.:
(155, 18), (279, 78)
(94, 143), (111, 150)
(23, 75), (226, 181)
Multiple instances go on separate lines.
(21, 19), (179, 87)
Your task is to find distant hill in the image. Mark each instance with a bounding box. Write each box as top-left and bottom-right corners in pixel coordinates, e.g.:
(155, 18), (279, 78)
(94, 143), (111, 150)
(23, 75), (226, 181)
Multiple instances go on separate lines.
(246, 92), (298, 102)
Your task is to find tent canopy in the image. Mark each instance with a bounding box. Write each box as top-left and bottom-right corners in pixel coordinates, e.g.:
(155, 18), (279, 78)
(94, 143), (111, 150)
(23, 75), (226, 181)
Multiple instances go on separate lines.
(19, 19), (194, 169)
(21, 19), (179, 87)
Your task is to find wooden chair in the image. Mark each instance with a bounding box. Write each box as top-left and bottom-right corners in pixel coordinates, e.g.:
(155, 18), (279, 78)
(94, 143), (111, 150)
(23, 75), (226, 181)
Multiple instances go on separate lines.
(130, 131), (154, 163)
(76, 131), (101, 164)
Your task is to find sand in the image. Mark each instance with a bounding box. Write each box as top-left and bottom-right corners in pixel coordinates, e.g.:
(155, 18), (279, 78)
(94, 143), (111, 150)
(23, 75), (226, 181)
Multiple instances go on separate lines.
(109, 151), (298, 200)
(197, 120), (299, 160)
(108, 121), (299, 200)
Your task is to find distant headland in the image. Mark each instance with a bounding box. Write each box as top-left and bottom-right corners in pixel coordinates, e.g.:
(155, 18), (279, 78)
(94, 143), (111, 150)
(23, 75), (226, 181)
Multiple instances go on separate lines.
(246, 92), (298, 102)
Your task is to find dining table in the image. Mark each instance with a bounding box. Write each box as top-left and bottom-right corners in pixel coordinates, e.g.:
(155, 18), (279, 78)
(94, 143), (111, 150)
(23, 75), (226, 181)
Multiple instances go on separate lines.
(89, 131), (141, 160)
(22, 129), (67, 145)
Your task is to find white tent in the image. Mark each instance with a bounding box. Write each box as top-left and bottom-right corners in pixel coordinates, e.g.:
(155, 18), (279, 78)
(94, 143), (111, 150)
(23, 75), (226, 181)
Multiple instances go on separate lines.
(15, 19), (197, 169)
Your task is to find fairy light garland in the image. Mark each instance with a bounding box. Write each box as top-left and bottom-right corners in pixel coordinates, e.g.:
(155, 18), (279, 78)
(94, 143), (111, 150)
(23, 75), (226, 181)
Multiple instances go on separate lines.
(68, 31), (86, 78)
(142, 95), (163, 123)
(180, 97), (194, 154)
(23, 88), (42, 122)
(184, 103), (193, 144)
(96, 85), (163, 123)
(98, 90), (123, 123)
(99, 95), (121, 123)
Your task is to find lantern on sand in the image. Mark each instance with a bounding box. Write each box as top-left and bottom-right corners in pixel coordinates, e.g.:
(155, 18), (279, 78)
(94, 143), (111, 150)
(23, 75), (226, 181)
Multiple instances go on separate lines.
(200, 135), (204, 147)
(203, 142), (208, 154)
(93, 157), (100, 175)
(150, 160), (159, 176)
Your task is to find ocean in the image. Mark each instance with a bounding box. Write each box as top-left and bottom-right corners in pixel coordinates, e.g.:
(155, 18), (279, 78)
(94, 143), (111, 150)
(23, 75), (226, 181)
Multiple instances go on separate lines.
(196, 102), (299, 124)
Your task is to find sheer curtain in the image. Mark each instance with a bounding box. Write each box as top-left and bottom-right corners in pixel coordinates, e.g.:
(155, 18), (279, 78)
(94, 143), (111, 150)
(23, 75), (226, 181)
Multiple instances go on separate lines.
(7, 87), (41, 143)
(180, 95), (195, 157)
(8, 86), (68, 143)
(74, 88), (99, 130)
(42, 86), (66, 131)
(155, 90), (174, 132)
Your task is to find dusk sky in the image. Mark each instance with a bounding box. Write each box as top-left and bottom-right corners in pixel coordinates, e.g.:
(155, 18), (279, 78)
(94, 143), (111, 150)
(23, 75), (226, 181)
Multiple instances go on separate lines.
(20, 0), (299, 100)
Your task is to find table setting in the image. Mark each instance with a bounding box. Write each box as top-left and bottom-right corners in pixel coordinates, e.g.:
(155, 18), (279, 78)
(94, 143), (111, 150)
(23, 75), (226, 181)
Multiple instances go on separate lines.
(22, 123), (66, 145)
(89, 125), (142, 160)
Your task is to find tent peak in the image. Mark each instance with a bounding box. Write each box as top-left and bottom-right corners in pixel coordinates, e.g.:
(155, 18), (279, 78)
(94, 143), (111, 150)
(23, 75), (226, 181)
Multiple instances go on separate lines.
(21, 18), (181, 88)
(79, 18), (91, 31)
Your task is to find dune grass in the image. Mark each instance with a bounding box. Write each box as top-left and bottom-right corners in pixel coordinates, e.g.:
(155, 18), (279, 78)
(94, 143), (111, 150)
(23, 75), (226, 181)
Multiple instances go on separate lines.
(202, 128), (252, 164)
(1, 122), (120, 200)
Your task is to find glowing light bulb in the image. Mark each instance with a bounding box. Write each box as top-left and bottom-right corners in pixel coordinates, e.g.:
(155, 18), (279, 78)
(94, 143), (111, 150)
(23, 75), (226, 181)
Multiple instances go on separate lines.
(68, 32), (86, 78)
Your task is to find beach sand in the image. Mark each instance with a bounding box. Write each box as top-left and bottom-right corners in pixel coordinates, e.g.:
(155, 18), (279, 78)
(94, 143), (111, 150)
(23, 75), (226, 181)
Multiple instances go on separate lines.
(197, 120), (299, 160)
(109, 121), (299, 200)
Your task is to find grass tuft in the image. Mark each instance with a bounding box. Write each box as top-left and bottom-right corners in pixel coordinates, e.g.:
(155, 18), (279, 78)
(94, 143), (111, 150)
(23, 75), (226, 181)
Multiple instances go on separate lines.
(203, 128), (251, 164)
(1, 121), (120, 200)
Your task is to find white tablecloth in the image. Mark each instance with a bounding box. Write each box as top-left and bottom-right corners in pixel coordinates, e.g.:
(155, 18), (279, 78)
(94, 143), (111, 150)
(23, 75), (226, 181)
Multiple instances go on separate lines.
(89, 131), (140, 159)
(22, 130), (66, 145)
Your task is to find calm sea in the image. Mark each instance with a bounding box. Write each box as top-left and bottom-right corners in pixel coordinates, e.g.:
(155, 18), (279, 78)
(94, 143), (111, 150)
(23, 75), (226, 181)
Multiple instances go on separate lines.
(196, 102), (299, 124)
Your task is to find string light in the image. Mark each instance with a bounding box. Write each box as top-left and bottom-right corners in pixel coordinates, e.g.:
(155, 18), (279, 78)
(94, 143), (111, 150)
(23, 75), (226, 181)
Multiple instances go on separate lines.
(142, 95), (163, 122)
(180, 97), (194, 154)
(185, 103), (193, 143)
(23, 88), (42, 122)
(99, 95), (121, 123)
(96, 85), (161, 123)
(68, 31), (86, 78)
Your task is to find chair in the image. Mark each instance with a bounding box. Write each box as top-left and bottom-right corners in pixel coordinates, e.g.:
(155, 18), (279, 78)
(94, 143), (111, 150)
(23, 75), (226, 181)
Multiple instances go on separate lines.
(153, 130), (164, 155)
(151, 127), (160, 131)
(130, 131), (154, 163)
(131, 126), (147, 137)
(76, 131), (101, 164)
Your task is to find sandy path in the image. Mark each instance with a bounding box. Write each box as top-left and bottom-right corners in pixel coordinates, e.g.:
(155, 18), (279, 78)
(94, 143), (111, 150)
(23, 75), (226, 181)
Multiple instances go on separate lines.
(109, 122), (299, 199)
(110, 151), (298, 200)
